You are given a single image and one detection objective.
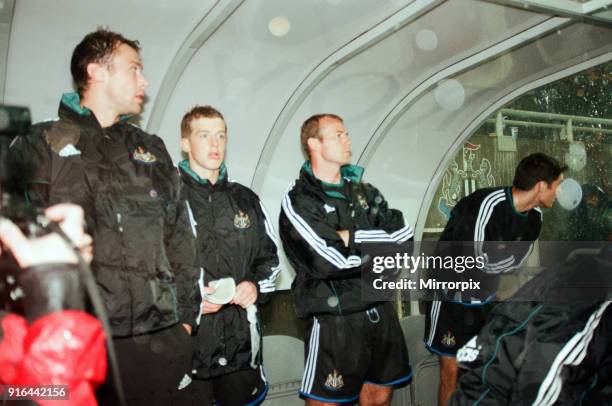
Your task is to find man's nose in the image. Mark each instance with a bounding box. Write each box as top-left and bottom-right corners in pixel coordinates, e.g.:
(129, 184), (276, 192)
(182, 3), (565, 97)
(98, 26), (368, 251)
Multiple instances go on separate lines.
(139, 73), (149, 89)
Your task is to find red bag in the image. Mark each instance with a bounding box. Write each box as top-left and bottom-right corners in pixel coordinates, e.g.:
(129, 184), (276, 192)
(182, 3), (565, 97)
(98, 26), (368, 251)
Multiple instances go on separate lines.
(0, 310), (107, 406)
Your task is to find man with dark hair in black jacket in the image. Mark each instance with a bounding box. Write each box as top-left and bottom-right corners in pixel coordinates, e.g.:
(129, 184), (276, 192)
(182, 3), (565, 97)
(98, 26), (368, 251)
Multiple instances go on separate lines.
(8, 29), (199, 405)
(425, 152), (566, 406)
(179, 105), (280, 405)
(279, 114), (413, 406)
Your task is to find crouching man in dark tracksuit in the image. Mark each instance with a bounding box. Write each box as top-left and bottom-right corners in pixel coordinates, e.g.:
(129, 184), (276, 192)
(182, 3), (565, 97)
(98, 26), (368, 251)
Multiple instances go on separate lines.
(178, 106), (281, 406)
(279, 114), (413, 406)
(450, 245), (612, 405)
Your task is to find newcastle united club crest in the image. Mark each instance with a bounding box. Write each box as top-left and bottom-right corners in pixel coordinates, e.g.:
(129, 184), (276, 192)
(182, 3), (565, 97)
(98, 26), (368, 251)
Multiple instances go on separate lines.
(324, 369), (344, 391)
(233, 210), (251, 229)
(356, 194), (369, 210)
(442, 331), (456, 348)
(133, 146), (157, 164)
(438, 142), (494, 219)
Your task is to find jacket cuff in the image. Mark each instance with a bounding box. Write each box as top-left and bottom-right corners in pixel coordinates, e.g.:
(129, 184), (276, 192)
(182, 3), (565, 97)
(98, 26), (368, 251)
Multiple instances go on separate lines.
(348, 229), (359, 254)
(177, 304), (198, 328)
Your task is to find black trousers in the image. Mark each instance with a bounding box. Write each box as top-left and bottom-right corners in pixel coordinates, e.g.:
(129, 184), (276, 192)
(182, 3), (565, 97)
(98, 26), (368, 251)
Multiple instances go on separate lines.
(97, 323), (209, 406)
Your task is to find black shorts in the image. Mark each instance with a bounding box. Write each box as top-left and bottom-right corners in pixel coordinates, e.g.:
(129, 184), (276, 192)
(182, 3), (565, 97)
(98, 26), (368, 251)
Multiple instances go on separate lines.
(424, 299), (494, 356)
(300, 302), (411, 403)
(191, 366), (268, 406)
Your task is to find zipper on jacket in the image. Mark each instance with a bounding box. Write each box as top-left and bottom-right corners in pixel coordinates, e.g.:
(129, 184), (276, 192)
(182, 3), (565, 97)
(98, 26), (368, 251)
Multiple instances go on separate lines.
(207, 191), (221, 275)
(116, 209), (132, 332)
(102, 126), (133, 334)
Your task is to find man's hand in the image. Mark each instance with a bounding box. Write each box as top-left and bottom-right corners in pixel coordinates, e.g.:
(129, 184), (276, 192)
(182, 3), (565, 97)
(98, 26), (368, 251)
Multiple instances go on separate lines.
(182, 323), (192, 335)
(201, 286), (223, 314)
(337, 230), (349, 247)
(231, 281), (258, 309)
(0, 204), (91, 268)
(45, 204), (93, 263)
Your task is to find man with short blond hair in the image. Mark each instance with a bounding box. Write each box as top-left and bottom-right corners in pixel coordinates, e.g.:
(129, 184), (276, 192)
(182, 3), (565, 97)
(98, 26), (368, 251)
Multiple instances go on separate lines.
(179, 105), (280, 405)
(280, 113), (413, 406)
(299, 113), (344, 159)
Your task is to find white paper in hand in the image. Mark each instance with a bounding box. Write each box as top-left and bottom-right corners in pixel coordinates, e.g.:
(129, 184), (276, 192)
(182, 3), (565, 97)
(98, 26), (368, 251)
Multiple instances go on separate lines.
(203, 277), (236, 304)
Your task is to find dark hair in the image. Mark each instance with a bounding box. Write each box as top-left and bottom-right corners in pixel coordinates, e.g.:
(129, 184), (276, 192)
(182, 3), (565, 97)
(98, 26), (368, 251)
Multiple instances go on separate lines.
(180, 105), (226, 138)
(300, 113), (343, 158)
(70, 29), (140, 95)
(513, 153), (567, 190)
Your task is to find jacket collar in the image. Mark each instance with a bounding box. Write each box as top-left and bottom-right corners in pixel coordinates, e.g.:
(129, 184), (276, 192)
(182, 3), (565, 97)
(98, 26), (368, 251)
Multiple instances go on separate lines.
(59, 92), (132, 130)
(505, 187), (529, 218)
(179, 159), (228, 187)
(299, 161), (364, 199)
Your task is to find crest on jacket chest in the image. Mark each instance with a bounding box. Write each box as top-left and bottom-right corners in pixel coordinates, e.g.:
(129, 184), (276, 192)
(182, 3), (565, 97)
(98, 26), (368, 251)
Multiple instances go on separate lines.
(234, 210), (251, 229)
(356, 193), (369, 210)
(132, 146), (157, 164)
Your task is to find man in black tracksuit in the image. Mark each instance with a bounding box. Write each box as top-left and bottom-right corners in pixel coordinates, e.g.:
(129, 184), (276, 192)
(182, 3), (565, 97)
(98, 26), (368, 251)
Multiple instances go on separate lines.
(279, 114), (413, 405)
(179, 106), (280, 406)
(450, 245), (612, 405)
(424, 153), (566, 406)
(8, 30), (200, 405)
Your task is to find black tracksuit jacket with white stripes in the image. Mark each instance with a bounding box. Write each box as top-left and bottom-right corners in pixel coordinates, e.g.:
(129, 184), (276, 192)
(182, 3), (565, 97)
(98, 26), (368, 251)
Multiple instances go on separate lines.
(179, 161), (280, 378)
(279, 162), (413, 318)
(436, 186), (542, 302)
(451, 247), (612, 405)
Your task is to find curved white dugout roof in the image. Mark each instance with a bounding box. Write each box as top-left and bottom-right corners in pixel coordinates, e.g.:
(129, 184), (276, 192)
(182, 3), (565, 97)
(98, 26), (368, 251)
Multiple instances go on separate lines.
(2, 0), (611, 288)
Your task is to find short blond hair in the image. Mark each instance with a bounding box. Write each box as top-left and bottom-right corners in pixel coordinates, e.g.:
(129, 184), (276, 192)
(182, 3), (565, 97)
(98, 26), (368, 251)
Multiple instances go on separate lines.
(180, 105), (226, 138)
(300, 113), (343, 158)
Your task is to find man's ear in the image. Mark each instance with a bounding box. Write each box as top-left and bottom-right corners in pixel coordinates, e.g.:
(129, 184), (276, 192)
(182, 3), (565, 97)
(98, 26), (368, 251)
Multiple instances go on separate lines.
(86, 62), (107, 86)
(307, 137), (319, 156)
(180, 136), (191, 154)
